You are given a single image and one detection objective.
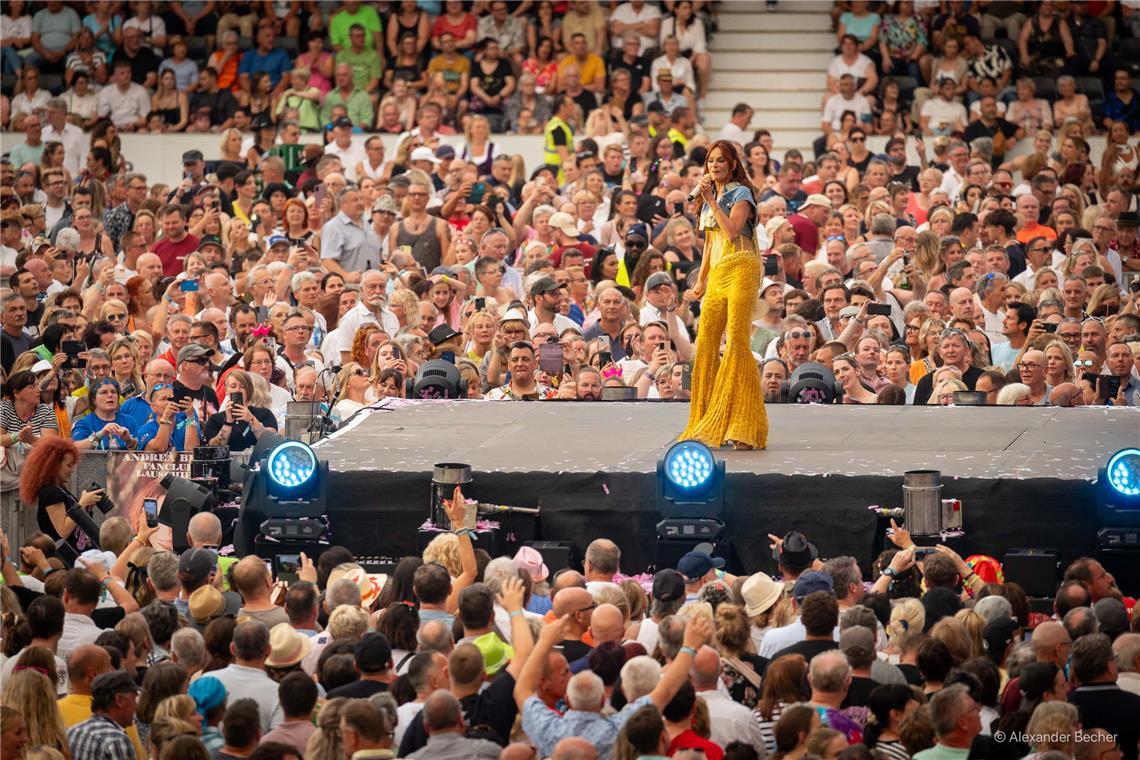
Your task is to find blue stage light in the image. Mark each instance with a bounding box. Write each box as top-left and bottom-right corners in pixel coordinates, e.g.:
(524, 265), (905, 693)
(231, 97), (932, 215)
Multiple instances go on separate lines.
(1106, 448), (1140, 497)
(266, 441), (318, 495)
(663, 441), (716, 495)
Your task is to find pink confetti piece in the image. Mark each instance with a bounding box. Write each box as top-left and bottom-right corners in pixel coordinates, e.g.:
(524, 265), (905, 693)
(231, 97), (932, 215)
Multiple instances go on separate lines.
(602, 483), (610, 494)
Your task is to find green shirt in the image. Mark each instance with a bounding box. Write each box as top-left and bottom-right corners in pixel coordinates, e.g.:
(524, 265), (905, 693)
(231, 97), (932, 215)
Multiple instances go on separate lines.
(913, 745), (970, 760)
(336, 47), (382, 92)
(321, 87), (374, 129)
(329, 6), (382, 50)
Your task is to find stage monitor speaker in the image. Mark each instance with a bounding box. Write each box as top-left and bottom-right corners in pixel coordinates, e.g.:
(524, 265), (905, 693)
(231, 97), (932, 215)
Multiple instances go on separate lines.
(654, 538), (731, 574)
(1002, 548), (1061, 597)
(524, 541), (575, 576)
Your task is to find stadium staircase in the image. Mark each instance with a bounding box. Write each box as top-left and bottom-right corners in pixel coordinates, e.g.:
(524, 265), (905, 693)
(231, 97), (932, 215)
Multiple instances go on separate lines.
(704, 0), (833, 159)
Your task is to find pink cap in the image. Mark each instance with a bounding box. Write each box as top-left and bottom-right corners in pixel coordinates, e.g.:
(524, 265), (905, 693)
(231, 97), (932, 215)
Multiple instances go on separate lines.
(513, 546), (549, 582)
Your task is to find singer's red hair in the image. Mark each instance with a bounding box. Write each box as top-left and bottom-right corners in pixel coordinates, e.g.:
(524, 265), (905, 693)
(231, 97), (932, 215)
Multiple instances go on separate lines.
(705, 140), (752, 192)
(20, 437), (79, 505)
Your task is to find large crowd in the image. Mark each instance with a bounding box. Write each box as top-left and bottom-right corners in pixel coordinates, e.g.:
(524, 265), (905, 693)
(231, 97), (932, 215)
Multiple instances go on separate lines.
(2, 510), (1140, 760)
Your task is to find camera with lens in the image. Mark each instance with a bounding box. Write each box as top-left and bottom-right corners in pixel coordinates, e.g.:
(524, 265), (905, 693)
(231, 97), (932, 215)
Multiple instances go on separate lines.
(87, 481), (115, 514)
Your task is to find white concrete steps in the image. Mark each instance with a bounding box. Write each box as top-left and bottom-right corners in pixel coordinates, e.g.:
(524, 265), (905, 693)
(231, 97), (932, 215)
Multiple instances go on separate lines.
(704, 2), (833, 155)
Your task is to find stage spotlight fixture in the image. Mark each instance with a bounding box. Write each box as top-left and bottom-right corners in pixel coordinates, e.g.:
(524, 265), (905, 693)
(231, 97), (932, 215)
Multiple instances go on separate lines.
(1098, 447), (1140, 536)
(656, 440), (725, 519)
(407, 359), (467, 399)
(235, 437), (328, 555)
(159, 474), (219, 553)
(787, 362), (842, 404)
(1106, 448), (1140, 497)
(266, 440), (320, 498)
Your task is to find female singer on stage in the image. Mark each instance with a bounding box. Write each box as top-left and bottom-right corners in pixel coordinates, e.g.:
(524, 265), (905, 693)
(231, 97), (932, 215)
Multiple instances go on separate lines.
(680, 140), (768, 450)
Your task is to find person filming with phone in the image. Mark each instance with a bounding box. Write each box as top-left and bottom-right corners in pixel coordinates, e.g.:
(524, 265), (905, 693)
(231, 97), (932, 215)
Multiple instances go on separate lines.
(1101, 341), (1140, 406)
(202, 370), (279, 451)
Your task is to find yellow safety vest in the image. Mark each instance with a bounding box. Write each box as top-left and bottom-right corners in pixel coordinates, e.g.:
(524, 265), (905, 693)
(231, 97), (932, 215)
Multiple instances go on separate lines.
(543, 116), (573, 182)
(667, 126), (689, 152)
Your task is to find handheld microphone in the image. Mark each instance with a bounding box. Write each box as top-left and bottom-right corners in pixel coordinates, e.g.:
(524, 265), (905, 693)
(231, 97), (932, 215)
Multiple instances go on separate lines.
(687, 175), (709, 202)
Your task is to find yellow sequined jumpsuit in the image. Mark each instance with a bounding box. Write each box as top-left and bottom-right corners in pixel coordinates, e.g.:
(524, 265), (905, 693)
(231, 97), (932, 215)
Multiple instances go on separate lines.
(680, 182), (768, 449)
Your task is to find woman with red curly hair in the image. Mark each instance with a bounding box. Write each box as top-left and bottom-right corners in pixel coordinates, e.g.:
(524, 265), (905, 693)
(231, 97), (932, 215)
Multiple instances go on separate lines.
(124, 275), (157, 335)
(20, 437), (107, 557)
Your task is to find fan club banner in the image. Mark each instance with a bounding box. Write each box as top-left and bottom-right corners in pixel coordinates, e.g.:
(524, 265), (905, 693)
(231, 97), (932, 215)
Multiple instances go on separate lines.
(88, 451), (193, 535)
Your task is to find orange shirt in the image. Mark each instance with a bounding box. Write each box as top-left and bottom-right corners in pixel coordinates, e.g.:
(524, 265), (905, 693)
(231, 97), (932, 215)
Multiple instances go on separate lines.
(1016, 222), (1057, 244)
(207, 50), (242, 91)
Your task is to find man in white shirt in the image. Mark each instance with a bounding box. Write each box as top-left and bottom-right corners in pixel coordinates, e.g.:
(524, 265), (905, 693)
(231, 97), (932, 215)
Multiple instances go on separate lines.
(42, 97), (86, 176)
(609, 0), (662, 54)
(324, 116), (368, 181)
(96, 59), (150, 131)
(822, 75), (872, 140)
(692, 647), (768, 751)
(528, 275), (579, 336)
(758, 571), (837, 658)
(326, 269), (399, 363)
(209, 621), (282, 733)
(717, 103), (753, 143)
(976, 271), (1009, 346)
(58, 571), (105, 661)
(921, 77), (967, 136)
(639, 271), (694, 358)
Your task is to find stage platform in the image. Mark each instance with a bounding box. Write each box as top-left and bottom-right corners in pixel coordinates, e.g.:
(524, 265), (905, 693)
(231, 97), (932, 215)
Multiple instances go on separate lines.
(314, 401), (1140, 582)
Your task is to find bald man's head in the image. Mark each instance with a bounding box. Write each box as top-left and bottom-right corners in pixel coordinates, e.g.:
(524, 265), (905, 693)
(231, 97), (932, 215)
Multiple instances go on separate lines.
(690, 645), (721, 690)
(422, 689), (463, 734)
(232, 555), (272, 601)
(1031, 621), (1072, 666)
(188, 511), (222, 547)
(588, 603), (625, 644)
(553, 587), (593, 617)
(551, 736), (598, 760)
(552, 570), (586, 596)
(68, 644), (113, 693)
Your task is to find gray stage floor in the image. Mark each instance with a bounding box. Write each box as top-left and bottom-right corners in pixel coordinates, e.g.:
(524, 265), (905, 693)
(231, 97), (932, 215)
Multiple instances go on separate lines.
(314, 401), (1140, 482)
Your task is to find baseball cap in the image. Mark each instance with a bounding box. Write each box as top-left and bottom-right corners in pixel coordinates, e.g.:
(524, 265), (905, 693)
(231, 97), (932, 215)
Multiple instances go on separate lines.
(626, 222), (649, 240)
(839, 625), (876, 660)
(178, 547), (215, 586)
(792, 570), (833, 602)
(91, 671), (139, 701)
(677, 550), (724, 581)
(471, 631), (513, 676)
(838, 305), (861, 319)
(427, 323), (461, 346)
(801, 194), (831, 211)
(764, 216), (790, 239)
(354, 631), (393, 673)
(646, 272), (674, 290)
(251, 113), (273, 130)
(410, 146), (441, 164)
(652, 569), (685, 603)
(198, 234), (224, 251)
(182, 149), (204, 164)
(177, 344), (216, 365)
(435, 144), (456, 160)
(30, 359), (53, 375)
(740, 572), (783, 617)
(266, 234), (290, 249)
(333, 115), (353, 129)
(982, 616), (1017, 658)
(530, 275), (563, 297)
(548, 211), (580, 236)
(513, 546), (549, 582)
(779, 531), (818, 571)
(652, 569), (684, 606)
(30, 236), (52, 254)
